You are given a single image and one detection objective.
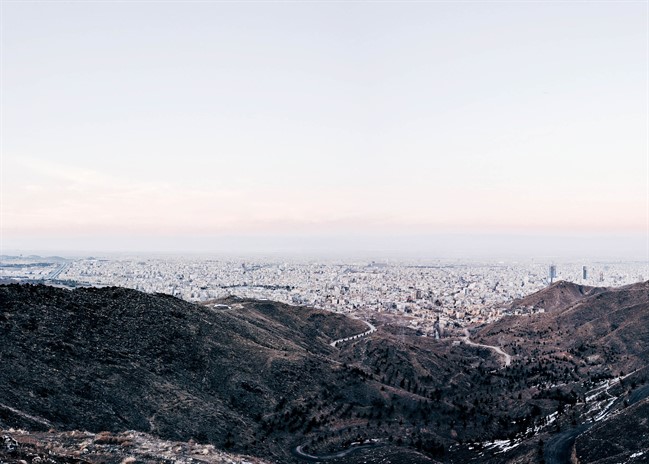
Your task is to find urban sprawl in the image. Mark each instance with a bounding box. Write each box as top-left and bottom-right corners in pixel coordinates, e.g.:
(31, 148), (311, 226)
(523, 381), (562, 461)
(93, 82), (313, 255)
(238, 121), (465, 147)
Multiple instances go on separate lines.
(1, 255), (645, 337)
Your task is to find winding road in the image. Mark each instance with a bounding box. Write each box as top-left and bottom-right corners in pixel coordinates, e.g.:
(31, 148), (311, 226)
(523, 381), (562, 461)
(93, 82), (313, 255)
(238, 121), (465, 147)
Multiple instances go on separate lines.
(330, 320), (376, 348)
(544, 374), (649, 464)
(462, 329), (512, 367)
(292, 441), (384, 461)
(289, 322), (380, 460)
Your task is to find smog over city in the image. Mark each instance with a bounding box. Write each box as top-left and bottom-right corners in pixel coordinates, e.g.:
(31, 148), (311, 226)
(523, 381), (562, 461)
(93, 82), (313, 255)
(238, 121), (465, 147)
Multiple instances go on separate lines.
(0, 2), (647, 464)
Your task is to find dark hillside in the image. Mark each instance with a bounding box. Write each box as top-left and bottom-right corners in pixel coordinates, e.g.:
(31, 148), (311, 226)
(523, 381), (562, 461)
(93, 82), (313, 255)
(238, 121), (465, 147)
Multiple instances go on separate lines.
(0, 284), (450, 463)
(478, 281), (649, 373)
(0, 284), (366, 460)
(574, 397), (649, 463)
(2, 282), (649, 464)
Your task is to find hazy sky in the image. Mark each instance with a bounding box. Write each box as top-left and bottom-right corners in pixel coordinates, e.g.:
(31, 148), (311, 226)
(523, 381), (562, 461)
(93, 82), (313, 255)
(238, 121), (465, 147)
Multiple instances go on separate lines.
(1, 1), (647, 256)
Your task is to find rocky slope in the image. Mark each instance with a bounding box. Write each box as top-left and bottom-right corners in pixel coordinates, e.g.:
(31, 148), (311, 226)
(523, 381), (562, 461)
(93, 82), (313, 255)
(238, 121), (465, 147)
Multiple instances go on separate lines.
(508, 280), (604, 313)
(0, 285), (365, 459)
(0, 428), (269, 464)
(478, 280), (649, 375)
(574, 397), (649, 463)
(474, 280), (649, 463)
(2, 281), (649, 464)
(0, 284), (449, 463)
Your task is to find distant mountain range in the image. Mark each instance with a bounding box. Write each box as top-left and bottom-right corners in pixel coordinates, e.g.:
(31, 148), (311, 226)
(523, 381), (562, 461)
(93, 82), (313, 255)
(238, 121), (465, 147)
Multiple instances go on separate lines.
(1, 281), (648, 463)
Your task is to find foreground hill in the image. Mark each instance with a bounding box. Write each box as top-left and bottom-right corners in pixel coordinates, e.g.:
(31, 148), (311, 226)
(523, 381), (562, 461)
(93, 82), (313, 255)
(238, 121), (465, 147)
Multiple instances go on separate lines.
(474, 280), (649, 463)
(574, 397), (649, 463)
(1, 282), (649, 464)
(0, 285), (366, 460)
(0, 284), (453, 463)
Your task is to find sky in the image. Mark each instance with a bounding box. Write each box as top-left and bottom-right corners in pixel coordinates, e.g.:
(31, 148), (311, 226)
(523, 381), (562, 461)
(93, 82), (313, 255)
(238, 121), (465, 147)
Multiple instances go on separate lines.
(1, 1), (647, 258)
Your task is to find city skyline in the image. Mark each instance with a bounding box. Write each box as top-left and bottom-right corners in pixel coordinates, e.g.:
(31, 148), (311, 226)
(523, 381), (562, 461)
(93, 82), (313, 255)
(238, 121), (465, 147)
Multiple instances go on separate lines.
(1, 1), (647, 256)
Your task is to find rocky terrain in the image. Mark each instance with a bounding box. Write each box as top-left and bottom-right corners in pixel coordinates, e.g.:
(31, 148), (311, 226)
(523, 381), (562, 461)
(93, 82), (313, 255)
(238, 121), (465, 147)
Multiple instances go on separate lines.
(508, 280), (605, 313)
(574, 397), (649, 463)
(0, 429), (268, 464)
(475, 280), (649, 463)
(1, 281), (648, 463)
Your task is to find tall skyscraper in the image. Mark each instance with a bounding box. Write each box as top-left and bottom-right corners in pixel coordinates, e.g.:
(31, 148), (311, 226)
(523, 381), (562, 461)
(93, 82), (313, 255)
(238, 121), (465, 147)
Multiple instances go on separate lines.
(549, 265), (557, 284)
(582, 266), (588, 280)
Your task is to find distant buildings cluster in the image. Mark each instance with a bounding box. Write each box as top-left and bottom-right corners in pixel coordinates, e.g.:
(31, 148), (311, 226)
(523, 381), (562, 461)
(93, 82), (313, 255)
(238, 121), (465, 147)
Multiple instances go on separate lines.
(1, 255), (645, 334)
(7, 257), (636, 331)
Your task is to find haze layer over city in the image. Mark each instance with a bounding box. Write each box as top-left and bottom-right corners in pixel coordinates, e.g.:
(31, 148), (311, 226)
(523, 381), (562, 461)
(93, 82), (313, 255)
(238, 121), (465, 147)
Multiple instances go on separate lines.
(1, 1), (646, 258)
(1, 0), (645, 315)
(2, 1), (646, 292)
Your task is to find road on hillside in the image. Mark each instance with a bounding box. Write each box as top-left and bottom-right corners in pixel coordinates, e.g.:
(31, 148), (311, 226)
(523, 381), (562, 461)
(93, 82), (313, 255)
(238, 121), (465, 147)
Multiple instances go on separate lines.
(330, 320), (376, 348)
(543, 423), (590, 464)
(462, 329), (512, 367)
(292, 441), (384, 461)
(628, 384), (649, 406)
(544, 380), (649, 464)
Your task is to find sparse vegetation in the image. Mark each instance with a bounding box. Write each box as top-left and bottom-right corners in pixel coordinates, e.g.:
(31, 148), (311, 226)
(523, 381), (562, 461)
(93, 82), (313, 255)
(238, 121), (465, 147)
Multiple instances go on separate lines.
(1, 281), (648, 463)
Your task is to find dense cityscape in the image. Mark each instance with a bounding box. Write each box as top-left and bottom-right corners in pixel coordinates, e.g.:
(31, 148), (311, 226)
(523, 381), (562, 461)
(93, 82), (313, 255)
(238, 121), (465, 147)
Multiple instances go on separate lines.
(1, 255), (645, 336)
